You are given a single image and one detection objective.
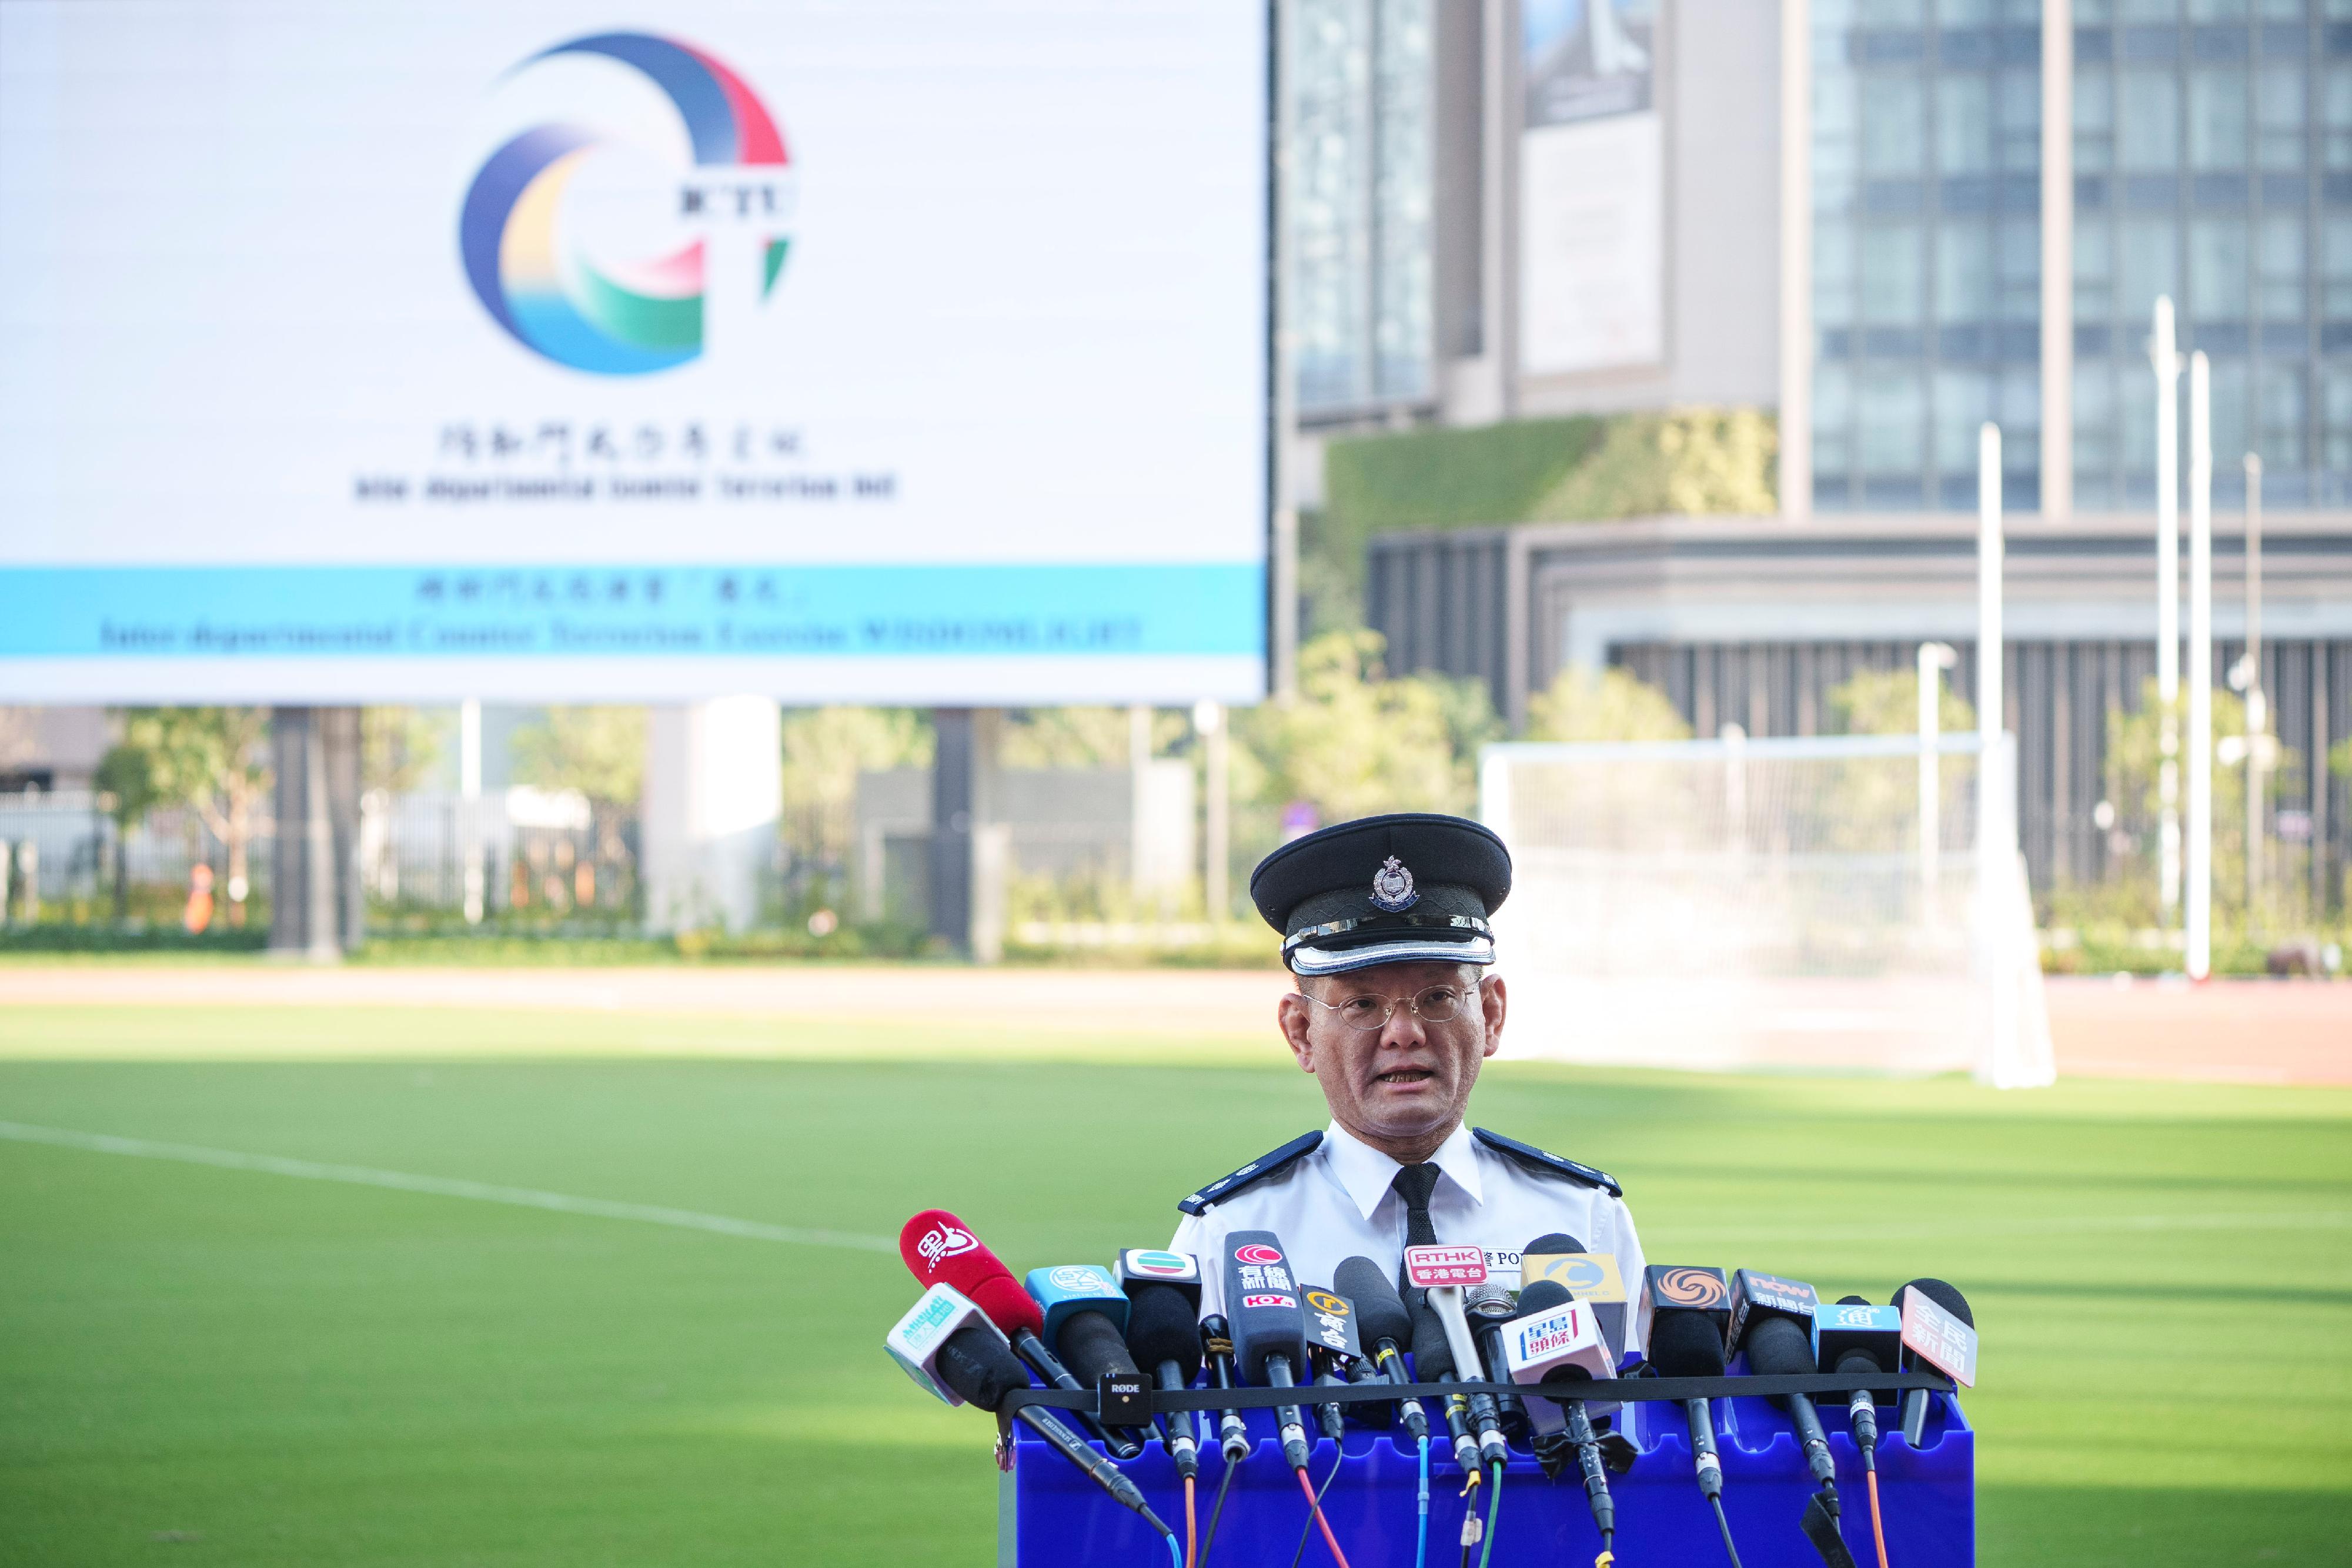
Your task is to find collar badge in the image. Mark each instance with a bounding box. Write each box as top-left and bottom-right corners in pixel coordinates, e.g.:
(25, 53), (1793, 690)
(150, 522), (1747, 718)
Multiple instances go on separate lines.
(1368, 855), (1419, 912)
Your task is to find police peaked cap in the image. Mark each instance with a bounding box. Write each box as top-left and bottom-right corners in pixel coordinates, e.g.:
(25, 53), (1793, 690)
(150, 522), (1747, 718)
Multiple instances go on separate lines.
(1249, 812), (1511, 976)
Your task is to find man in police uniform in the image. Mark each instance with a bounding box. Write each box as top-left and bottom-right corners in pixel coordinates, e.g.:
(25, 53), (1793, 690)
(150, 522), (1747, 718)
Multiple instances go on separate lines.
(1170, 812), (1645, 1352)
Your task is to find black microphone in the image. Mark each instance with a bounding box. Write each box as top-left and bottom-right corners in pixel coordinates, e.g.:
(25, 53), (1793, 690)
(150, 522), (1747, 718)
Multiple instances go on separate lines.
(1891, 1278), (1976, 1448)
(932, 1323), (1170, 1535)
(1332, 1255), (1430, 1444)
(1301, 1285), (1363, 1444)
(1820, 1295), (1902, 1466)
(1123, 1283), (1204, 1478)
(1729, 1269), (1838, 1507)
(1198, 1313), (1251, 1463)
(1222, 1231), (1314, 1470)
(1649, 1298), (1729, 1496)
(1024, 1266), (1149, 1458)
(1465, 1281), (1532, 1443)
(1408, 1293), (1482, 1475)
(1510, 1278), (1613, 1542)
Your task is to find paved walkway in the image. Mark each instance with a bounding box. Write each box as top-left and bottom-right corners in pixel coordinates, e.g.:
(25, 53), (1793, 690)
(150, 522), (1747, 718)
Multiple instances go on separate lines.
(1, 965), (2343, 1085)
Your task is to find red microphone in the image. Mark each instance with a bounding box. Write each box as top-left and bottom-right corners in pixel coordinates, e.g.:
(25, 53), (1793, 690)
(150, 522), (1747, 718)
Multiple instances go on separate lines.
(901, 1209), (1044, 1337)
(899, 1209), (1134, 1455)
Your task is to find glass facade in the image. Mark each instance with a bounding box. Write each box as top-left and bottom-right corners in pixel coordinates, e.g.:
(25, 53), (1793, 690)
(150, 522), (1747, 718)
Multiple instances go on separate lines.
(2072, 0), (2352, 509)
(1812, 0), (2348, 512)
(1812, 0), (2046, 511)
(1290, 0), (1436, 416)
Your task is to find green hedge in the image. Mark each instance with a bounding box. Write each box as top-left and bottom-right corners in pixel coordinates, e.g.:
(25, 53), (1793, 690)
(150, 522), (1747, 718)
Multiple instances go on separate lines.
(1311, 409), (1778, 629)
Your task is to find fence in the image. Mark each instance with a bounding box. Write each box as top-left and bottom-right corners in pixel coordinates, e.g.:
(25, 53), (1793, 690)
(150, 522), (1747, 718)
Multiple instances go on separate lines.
(0, 785), (635, 927)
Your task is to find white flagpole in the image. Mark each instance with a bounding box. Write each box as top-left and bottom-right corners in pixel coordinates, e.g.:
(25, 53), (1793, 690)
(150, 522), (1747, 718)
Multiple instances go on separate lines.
(2186, 353), (2213, 982)
(2151, 297), (2183, 922)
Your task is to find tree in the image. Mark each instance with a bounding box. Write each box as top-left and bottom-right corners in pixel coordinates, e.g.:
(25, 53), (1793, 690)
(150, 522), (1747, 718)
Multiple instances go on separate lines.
(363, 707), (448, 795)
(1824, 667), (1975, 737)
(2094, 677), (2296, 926)
(92, 740), (162, 921)
(1523, 665), (1691, 742)
(112, 708), (270, 927)
(1237, 630), (1481, 820)
(510, 707), (646, 805)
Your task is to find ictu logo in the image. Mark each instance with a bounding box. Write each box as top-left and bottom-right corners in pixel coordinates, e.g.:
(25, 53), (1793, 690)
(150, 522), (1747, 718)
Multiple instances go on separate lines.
(459, 32), (793, 375)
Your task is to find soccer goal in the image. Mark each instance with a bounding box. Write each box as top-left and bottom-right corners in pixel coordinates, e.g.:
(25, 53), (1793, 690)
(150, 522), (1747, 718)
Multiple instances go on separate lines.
(1479, 731), (2054, 1085)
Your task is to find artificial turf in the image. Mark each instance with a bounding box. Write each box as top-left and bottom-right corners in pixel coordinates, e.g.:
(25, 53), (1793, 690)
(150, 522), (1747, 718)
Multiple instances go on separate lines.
(1, 1005), (2347, 1566)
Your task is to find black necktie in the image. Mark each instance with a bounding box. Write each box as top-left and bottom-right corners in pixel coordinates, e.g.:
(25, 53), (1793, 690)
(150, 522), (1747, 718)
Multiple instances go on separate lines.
(1391, 1162), (1441, 1298)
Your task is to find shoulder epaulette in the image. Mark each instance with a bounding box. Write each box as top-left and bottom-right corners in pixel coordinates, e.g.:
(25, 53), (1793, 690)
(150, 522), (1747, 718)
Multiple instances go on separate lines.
(1472, 1127), (1622, 1198)
(1177, 1131), (1324, 1216)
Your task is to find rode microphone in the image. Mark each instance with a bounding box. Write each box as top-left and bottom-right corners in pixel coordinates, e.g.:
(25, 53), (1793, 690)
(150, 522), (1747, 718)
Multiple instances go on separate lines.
(1332, 1255), (1429, 1445)
(1638, 1266), (1733, 1504)
(1506, 1279), (1613, 1547)
(1729, 1269), (1839, 1505)
(883, 1285), (1168, 1536)
(1817, 1296), (1903, 1460)
(1221, 1232), (1313, 1470)
(1198, 1313), (1251, 1463)
(1407, 1293), (1482, 1476)
(1402, 1244), (1509, 1469)
(897, 1210), (1126, 1456)
(1024, 1264), (1147, 1456)
(1301, 1286), (1364, 1443)
(1893, 1278), (1977, 1447)
(1117, 1254), (1204, 1479)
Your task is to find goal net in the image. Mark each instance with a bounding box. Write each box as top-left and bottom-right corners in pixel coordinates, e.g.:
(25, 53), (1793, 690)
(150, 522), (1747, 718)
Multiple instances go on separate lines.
(1479, 733), (2054, 1085)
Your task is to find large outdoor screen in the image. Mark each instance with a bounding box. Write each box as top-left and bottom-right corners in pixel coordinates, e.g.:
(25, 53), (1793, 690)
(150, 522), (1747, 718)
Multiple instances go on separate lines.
(0, 1), (1268, 703)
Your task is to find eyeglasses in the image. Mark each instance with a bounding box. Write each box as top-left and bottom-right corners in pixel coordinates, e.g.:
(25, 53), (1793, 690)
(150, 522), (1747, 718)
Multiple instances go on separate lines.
(1297, 982), (1476, 1032)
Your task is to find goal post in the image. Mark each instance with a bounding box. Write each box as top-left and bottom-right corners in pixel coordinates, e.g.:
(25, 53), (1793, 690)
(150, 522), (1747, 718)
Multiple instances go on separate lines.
(1479, 732), (2054, 1085)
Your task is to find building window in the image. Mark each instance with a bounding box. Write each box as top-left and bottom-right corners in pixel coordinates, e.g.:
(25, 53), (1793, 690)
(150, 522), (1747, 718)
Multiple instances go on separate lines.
(2072, 1), (2346, 510)
(1812, 0), (2040, 511)
(1290, 0), (1434, 418)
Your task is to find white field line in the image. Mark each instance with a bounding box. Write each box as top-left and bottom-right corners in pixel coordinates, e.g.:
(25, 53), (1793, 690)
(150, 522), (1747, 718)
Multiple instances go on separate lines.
(0, 1120), (898, 1255)
(7, 1119), (2344, 1256)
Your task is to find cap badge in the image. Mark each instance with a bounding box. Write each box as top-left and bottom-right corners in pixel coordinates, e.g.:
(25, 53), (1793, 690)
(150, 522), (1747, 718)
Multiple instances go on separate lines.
(1369, 855), (1419, 912)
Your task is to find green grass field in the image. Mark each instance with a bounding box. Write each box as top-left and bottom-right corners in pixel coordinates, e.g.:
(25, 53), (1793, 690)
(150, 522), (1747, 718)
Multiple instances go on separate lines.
(2, 1004), (2347, 1567)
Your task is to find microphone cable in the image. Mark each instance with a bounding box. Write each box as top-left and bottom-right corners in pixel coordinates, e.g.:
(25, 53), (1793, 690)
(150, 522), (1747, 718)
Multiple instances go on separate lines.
(1165, 1532), (1182, 1568)
(1415, 1435), (1431, 1568)
(1709, 1490), (1745, 1568)
(1864, 1469), (1889, 1568)
(1475, 1460), (1504, 1568)
(1183, 1472), (1197, 1568)
(1295, 1463), (1354, 1568)
(1287, 1449), (1346, 1568)
(1200, 1458), (1237, 1568)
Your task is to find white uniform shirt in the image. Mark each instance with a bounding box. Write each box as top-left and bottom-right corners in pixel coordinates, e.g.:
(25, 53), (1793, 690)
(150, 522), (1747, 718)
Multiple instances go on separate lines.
(1169, 1118), (1646, 1355)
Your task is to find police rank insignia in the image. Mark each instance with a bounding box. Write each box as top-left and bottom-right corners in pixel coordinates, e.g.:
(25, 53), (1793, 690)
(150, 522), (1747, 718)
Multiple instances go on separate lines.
(1368, 855), (1419, 912)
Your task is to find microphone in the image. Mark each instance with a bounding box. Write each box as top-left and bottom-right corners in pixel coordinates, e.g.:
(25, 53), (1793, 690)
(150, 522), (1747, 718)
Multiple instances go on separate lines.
(1198, 1313), (1252, 1463)
(884, 1284), (1170, 1536)
(1301, 1286), (1364, 1443)
(897, 1210), (1133, 1457)
(1637, 1266), (1733, 1502)
(1407, 1295), (1482, 1476)
(1892, 1278), (1978, 1447)
(1118, 1264), (1204, 1479)
(1404, 1244), (1510, 1469)
(1728, 1268), (1838, 1506)
(1816, 1296), (1903, 1462)
(1331, 1256), (1429, 1444)
(1520, 1232), (1632, 1357)
(1221, 1231), (1314, 1471)
(1504, 1279), (1613, 1546)
(1025, 1264), (1150, 1455)
(1464, 1282), (1533, 1442)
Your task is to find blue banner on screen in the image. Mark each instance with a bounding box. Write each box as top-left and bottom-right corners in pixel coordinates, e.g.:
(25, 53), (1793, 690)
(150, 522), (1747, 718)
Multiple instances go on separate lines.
(0, 1), (1268, 704)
